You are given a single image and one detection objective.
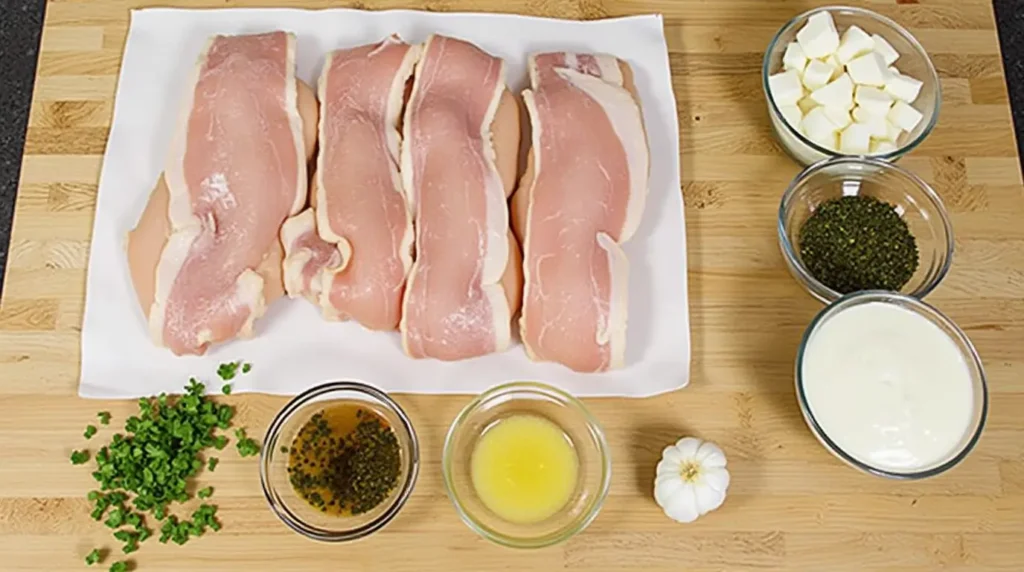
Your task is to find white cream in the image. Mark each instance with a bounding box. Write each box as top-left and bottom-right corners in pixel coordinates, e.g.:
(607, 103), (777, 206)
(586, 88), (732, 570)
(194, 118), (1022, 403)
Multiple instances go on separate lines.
(801, 301), (975, 472)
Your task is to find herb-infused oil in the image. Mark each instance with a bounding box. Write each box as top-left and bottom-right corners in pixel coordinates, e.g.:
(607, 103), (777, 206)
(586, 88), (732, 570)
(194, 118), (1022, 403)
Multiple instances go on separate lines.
(287, 403), (401, 516)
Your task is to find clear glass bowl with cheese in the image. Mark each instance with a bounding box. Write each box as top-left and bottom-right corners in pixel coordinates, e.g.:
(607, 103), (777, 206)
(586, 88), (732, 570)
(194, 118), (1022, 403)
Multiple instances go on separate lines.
(442, 381), (611, 548)
(795, 291), (988, 479)
(762, 6), (940, 166)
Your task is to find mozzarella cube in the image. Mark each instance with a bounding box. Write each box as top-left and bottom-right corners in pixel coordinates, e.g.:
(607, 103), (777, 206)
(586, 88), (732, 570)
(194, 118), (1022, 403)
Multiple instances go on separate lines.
(870, 140), (899, 155)
(796, 11), (840, 59)
(883, 120), (903, 143)
(871, 33), (901, 66)
(852, 106), (889, 138)
(846, 52), (891, 87)
(797, 96), (819, 114)
(885, 72), (924, 104)
(801, 106), (839, 148)
(888, 100), (924, 132)
(802, 59), (835, 91)
(783, 42), (808, 73)
(839, 123), (872, 154)
(854, 86), (894, 116)
(823, 106), (852, 130)
(837, 25), (875, 64)
(810, 73), (854, 110)
(769, 70), (804, 106)
(779, 104), (803, 129)
(888, 66), (900, 76)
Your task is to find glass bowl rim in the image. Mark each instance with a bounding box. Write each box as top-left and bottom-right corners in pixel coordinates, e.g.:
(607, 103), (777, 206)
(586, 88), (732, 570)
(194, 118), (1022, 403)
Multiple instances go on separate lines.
(441, 380), (612, 549)
(258, 380), (421, 542)
(777, 155), (955, 303)
(761, 4), (942, 161)
(794, 289), (989, 479)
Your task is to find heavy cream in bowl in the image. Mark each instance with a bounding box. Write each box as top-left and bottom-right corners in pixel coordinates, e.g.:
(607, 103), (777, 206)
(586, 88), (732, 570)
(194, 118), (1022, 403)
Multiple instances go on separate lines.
(797, 292), (987, 478)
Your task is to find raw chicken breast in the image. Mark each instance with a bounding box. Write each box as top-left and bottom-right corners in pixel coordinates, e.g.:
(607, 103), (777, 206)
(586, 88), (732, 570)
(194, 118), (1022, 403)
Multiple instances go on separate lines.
(511, 52), (650, 372)
(281, 36), (419, 331)
(127, 31), (318, 355)
(399, 34), (523, 361)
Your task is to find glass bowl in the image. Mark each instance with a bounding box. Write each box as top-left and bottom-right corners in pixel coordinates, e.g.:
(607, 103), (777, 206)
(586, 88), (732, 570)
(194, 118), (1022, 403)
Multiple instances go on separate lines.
(795, 290), (988, 479)
(778, 156), (954, 304)
(442, 381), (611, 548)
(763, 5), (941, 166)
(259, 381), (420, 542)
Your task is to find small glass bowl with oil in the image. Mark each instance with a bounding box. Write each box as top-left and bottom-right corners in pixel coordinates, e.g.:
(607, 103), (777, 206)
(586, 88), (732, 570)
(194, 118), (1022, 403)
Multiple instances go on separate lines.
(442, 381), (611, 548)
(259, 381), (420, 542)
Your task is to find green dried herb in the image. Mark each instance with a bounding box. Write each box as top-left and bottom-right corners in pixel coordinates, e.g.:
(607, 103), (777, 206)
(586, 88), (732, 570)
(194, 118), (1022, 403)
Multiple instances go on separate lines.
(798, 195), (918, 294)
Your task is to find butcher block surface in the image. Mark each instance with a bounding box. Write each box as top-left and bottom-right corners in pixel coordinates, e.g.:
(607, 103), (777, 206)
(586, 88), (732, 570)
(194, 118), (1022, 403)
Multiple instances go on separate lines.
(3, 0), (1024, 570)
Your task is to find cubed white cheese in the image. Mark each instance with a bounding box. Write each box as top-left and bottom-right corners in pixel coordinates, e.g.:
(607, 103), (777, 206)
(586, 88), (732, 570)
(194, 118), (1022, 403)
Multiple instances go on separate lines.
(801, 106), (839, 149)
(852, 106), (889, 138)
(796, 11), (840, 59)
(779, 104), (803, 129)
(888, 66), (900, 76)
(883, 120), (903, 143)
(888, 100), (924, 132)
(769, 69), (804, 106)
(871, 33), (901, 66)
(837, 25), (875, 65)
(854, 86), (894, 116)
(802, 59), (835, 91)
(846, 52), (891, 87)
(823, 106), (853, 130)
(797, 96), (819, 115)
(870, 140), (899, 155)
(783, 42), (808, 73)
(810, 73), (855, 110)
(884, 72), (924, 104)
(839, 123), (872, 154)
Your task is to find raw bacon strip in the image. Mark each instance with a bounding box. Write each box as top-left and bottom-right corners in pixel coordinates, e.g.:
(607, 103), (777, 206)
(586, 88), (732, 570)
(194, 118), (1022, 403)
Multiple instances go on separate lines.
(135, 32), (308, 355)
(512, 52), (650, 372)
(280, 36), (419, 330)
(399, 34), (522, 361)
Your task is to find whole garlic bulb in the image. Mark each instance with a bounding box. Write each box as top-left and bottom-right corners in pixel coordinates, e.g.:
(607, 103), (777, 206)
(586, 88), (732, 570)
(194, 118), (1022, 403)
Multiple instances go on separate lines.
(653, 437), (730, 523)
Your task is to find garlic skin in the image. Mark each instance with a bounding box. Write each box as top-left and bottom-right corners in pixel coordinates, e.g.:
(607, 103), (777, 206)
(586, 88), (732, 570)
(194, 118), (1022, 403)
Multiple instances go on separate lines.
(653, 437), (730, 523)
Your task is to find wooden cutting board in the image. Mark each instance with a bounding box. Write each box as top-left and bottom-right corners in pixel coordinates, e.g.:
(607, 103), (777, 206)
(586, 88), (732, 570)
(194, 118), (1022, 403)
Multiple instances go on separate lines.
(3, 0), (1023, 570)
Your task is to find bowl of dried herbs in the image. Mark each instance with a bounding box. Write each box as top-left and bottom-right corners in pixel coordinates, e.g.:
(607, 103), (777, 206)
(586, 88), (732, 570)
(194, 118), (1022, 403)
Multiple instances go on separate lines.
(778, 156), (954, 303)
(259, 381), (419, 542)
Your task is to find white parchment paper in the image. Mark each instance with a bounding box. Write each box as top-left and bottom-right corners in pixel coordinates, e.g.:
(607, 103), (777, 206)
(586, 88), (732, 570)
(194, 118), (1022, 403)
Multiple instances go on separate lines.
(80, 8), (689, 398)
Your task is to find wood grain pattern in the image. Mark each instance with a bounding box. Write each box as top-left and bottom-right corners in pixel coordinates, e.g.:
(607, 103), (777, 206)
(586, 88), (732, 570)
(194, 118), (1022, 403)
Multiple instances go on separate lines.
(3, 0), (1023, 570)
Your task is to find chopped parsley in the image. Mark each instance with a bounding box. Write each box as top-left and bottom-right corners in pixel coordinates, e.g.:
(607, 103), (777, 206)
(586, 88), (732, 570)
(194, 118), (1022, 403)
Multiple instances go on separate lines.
(221, 384), (232, 395)
(85, 548), (102, 565)
(71, 363), (260, 569)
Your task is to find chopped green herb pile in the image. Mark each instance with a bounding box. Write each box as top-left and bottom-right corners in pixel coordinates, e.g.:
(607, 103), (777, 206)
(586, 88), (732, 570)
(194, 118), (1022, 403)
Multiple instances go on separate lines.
(73, 363), (259, 569)
(798, 195), (919, 294)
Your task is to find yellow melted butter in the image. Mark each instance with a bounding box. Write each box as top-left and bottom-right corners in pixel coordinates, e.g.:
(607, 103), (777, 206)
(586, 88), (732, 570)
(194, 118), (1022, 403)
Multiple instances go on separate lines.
(470, 414), (579, 524)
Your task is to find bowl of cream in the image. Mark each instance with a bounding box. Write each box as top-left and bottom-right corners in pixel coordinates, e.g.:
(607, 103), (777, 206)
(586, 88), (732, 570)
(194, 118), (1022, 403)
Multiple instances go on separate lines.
(795, 290), (988, 479)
